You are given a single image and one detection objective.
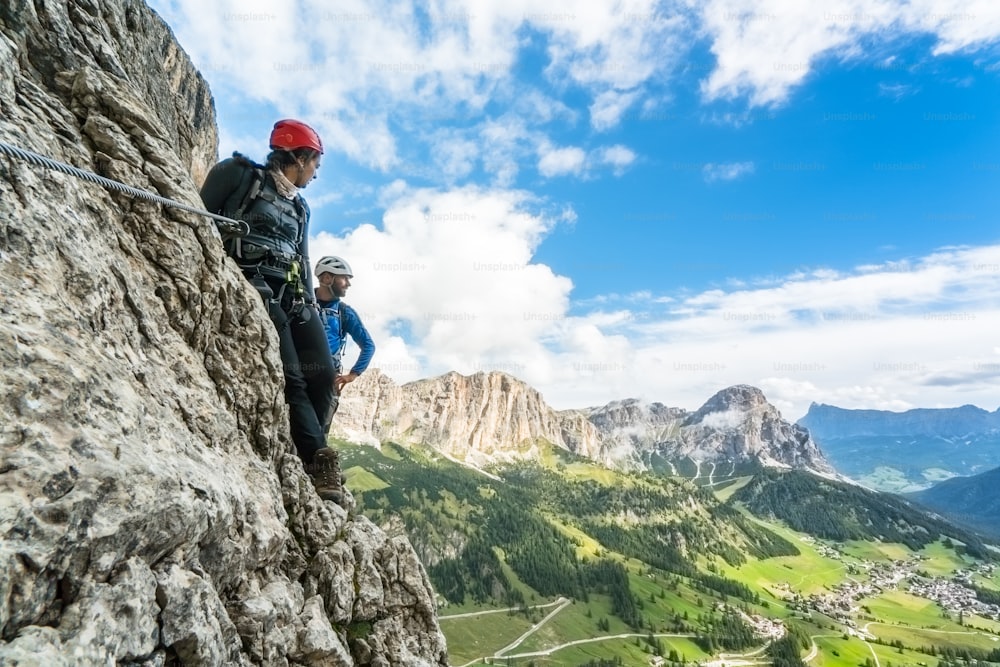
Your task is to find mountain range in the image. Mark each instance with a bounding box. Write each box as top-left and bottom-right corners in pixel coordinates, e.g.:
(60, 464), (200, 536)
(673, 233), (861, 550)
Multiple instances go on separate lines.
(332, 369), (834, 478)
(796, 402), (1000, 493)
(798, 402), (1000, 437)
(333, 370), (1000, 538)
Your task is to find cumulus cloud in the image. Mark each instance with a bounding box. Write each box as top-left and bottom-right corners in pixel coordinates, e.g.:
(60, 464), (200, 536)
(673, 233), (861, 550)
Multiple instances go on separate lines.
(309, 185), (574, 381)
(614, 245), (1000, 418)
(697, 0), (1000, 106)
(155, 0), (1000, 421)
(157, 0), (1000, 187)
(590, 90), (641, 130)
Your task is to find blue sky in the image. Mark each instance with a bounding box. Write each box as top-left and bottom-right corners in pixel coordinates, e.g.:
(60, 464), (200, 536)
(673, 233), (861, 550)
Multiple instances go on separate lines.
(150, 0), (1000, 420)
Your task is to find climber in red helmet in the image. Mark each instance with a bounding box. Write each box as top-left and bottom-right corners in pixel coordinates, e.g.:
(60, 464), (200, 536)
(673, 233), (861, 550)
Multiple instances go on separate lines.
(199, 119), (345, 505)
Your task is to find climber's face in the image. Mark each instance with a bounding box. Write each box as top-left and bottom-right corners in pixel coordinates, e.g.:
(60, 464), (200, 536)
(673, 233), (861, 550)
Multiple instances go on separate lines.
(330, 274), (351, 299)
(295, 153), (321, 188)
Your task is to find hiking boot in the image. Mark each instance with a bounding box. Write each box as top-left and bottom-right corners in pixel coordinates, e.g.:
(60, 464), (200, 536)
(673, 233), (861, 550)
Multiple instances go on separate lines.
(307, 447), (344, 504)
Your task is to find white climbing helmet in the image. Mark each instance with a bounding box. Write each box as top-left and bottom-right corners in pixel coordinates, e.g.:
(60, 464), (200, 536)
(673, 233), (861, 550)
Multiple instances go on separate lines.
(315, 255), (353, 277)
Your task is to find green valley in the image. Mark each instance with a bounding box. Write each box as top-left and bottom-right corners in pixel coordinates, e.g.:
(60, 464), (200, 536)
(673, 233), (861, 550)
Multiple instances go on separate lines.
(339, 440), (1000, 666)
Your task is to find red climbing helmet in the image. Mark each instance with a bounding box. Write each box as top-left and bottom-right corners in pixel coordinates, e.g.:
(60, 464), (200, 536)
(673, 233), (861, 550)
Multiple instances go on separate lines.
(269, 119), (324, 154)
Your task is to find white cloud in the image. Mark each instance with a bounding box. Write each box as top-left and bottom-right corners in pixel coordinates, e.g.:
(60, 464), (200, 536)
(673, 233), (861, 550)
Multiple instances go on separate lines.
(696, 0), (1000, 106)
(157, 0), (1000, 190)
(589, 90), (640, 130)
(538, 144), (588, 177)
(427, 130), (482, 183)
(310, 185), (574, 381)
(534, 143), (637, 179)
(702, 161), (755, 182)
(878, 82), (919, 100)
(155, 0), (1000, 422)
(155, 0), (687, 172)
(596, 145), (637, 175)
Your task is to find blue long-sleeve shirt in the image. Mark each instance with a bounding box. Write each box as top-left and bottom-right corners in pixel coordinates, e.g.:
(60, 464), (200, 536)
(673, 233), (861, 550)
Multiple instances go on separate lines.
(316, 298), (375, 375)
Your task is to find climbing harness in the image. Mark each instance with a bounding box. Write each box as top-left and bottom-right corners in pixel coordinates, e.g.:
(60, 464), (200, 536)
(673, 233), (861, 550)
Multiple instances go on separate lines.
(0, 139), (249, 238)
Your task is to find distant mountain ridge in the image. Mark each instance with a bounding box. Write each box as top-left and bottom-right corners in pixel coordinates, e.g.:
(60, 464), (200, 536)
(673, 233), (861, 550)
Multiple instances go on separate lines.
(795, 402), (1000, 493)
(798, 403), (1000, 438)
(333, 370), (833, 477)
(911, 466), (1000, 537)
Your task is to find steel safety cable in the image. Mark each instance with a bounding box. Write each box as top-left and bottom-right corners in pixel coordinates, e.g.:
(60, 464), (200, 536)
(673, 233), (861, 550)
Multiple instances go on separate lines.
(0, 139), (249, 237)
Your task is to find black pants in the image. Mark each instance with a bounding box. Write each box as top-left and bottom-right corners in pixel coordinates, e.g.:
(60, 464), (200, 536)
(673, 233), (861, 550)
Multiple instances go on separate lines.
(263, 286), (336, 464)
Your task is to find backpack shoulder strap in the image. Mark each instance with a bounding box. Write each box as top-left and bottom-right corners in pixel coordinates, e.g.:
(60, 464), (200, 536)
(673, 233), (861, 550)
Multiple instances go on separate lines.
(339, 303), (347, 344)
(327, 301), (348, 362)
(233, 167), (265, 218)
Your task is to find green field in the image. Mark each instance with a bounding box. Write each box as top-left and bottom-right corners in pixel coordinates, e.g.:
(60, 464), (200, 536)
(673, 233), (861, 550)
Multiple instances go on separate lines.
(918, 540), (975, 576)
(851, 590), (1000, 656)
(716, 522), (849, 598)
(711, 475), (754, 502)
(438, 609), (536, 665)
(547, 515), (603, 560)
(441, 560), (734, 664)
(438, 514), (1000, 665)
(840, 540), (912, 562)
(624, 567), (717, 627)
(531, 636), (706, 666)
(809, 634), (933, 667)
(343, 465), (388, 492)
(513, 596), (630, 654)
(863, 589), (946, 627)
(439, 528), (1000, 666)
(474, 636), (705, 667)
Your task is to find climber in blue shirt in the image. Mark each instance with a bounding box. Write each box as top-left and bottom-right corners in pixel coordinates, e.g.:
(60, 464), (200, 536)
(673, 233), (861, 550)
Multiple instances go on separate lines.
(314, 255), (376, 428)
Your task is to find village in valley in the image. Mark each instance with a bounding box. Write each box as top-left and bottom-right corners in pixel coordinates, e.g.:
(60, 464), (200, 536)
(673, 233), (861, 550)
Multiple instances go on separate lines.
(773, 538), (1000, 635)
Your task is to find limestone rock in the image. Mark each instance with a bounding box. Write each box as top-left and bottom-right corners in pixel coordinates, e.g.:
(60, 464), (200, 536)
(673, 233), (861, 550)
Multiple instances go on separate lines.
(333, 369), (604, 464)
(0, 1), (447, 664)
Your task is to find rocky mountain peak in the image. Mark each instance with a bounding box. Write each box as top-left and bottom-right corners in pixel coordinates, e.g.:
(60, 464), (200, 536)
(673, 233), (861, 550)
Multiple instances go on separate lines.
(0, 2), (445, 664)
(674, 386), (832, 473)
(689, 384), (771, 422)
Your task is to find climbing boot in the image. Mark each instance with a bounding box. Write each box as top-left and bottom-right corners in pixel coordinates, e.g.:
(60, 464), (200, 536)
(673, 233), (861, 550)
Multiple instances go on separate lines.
(308, 447), (344, 504)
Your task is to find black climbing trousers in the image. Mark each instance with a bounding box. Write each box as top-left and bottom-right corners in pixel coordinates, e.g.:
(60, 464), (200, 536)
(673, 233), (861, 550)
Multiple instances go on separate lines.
(263, 284), (336, 465)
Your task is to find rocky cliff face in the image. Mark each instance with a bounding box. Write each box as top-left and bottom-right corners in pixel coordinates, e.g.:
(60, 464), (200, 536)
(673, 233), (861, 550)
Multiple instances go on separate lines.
(335, 371), (832, 475)
(334, 370), (604, 465)
(0, 2), (446, 665)
(572, 399), (687, 465)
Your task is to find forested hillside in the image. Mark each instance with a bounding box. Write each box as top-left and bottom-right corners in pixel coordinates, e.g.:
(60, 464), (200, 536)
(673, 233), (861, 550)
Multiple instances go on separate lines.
(732, 469), (993, 558)
(912, 465), (1000, 537)
(342, 441), (794, 620)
